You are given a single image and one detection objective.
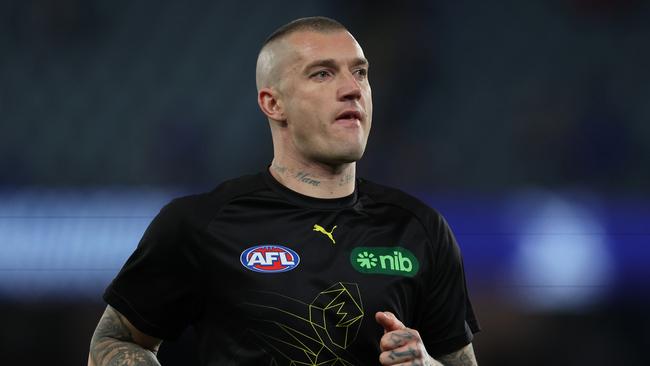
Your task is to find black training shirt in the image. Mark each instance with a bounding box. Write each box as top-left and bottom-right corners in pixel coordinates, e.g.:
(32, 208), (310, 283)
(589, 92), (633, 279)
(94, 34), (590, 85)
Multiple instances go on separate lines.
(104, 170), (480, 365)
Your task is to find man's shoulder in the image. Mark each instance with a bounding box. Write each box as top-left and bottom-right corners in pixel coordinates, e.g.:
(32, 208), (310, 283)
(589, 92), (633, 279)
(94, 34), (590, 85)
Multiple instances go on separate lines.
(358, 178), (442, 222)
(161, 173), (267, 224)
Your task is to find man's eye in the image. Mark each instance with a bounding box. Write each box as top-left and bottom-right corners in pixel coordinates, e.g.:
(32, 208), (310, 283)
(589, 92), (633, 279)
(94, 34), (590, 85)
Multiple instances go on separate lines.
(312, 70), (331, 80)
(354, 68), (368, 79)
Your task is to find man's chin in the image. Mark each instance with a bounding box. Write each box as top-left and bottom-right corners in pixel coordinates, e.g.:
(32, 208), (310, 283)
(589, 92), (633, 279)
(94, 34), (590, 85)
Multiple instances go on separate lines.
(319, 150), (365, 166)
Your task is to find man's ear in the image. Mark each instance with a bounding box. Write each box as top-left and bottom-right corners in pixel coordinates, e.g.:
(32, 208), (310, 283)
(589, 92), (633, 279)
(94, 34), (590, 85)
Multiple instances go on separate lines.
(258, 87), (286, 122)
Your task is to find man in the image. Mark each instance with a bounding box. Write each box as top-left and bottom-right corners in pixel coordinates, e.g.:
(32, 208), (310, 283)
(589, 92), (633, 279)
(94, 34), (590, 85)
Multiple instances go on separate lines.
(89, 16), (480, 366)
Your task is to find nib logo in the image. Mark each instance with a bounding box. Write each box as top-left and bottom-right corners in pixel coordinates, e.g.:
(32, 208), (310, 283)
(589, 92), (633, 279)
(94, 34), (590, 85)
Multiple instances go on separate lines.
(350, 247), (419, 277)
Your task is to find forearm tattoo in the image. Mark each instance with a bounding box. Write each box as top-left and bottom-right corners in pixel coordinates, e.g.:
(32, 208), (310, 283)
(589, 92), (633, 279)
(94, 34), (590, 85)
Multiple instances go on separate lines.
(89, 307), (161, 366)
(437, 343), (478, 366)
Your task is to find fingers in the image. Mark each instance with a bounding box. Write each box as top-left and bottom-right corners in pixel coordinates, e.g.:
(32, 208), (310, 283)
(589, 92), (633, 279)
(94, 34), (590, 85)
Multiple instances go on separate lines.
(375, 311), (430, 366)
(375, 311), (405, 333)
(379, 343), (424, 365)
(379, 328), (420, 352)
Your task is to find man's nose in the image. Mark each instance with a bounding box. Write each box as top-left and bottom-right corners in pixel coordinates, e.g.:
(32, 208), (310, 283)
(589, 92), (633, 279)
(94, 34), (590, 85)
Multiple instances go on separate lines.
(337, 72), (362, 101)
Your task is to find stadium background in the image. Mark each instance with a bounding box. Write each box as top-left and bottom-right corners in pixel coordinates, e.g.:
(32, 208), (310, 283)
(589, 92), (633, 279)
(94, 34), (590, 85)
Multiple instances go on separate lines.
(1, 0), (649, 364)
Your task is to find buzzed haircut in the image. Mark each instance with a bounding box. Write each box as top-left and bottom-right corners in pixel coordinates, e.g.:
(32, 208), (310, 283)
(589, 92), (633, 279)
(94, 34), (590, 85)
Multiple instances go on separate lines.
(255, 16), (349, 91)
(263, 16), (348, 47)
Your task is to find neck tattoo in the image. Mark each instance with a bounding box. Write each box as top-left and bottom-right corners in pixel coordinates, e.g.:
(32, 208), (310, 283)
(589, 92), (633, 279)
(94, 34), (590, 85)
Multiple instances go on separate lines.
(295, 171), (321, 186)
(271, 162), (288, 175)
(338, 172), (353, 186)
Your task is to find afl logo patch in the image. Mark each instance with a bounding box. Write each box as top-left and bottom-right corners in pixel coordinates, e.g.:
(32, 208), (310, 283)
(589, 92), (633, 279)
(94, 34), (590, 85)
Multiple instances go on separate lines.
(240, 245), (300, 273)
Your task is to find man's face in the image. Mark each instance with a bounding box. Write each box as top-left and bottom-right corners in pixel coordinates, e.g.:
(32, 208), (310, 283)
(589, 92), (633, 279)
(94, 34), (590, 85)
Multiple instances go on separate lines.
(276, 30), (372, 166)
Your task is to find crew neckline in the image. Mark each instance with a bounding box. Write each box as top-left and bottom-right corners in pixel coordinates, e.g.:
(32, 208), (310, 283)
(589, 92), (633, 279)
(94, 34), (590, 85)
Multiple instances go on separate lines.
(261, 168), (358, 209)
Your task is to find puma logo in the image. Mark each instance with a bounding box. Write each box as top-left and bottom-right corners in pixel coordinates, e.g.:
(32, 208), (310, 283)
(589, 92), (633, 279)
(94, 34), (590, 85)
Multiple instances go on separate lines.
(313, 224), (337, 244)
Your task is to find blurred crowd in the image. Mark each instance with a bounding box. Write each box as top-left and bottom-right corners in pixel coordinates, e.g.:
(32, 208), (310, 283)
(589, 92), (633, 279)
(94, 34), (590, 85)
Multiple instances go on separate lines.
(1, 0), (648, 193)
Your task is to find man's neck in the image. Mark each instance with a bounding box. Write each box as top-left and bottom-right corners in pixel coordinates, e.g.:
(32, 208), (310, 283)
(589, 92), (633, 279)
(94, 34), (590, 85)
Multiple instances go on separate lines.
(269, 159), (356, 199)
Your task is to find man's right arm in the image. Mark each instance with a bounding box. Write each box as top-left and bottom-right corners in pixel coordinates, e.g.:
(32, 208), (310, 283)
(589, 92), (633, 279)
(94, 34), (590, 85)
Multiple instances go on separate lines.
(88, 305), (163, 366)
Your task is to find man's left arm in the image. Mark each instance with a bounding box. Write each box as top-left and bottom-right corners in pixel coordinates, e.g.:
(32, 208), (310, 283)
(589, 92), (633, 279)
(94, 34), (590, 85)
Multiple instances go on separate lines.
(376, 311), (478, 366)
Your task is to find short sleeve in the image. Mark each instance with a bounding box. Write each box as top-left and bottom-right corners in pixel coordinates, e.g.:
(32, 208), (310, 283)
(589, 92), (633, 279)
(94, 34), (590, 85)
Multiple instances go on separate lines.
(418, 213), (480, 357)
(103, 200), (204, 340)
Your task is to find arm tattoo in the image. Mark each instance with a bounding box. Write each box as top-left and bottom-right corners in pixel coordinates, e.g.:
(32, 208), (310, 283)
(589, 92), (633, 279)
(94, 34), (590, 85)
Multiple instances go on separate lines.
(436, 343), (478, 366)
(89, 307), (161, 366)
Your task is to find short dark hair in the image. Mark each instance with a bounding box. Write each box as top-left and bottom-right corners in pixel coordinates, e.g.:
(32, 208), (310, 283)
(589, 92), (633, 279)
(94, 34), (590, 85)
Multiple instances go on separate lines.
(263, 16), (348, 47)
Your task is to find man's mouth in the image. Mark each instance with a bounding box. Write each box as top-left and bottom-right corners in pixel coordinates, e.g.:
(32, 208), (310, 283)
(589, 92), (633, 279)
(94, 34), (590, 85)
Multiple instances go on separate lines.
(335, 110), (362, 122)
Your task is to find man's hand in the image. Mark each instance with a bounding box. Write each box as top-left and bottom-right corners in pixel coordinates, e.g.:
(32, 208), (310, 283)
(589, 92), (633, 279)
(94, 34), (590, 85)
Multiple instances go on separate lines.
(375, 311), (441, 366)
